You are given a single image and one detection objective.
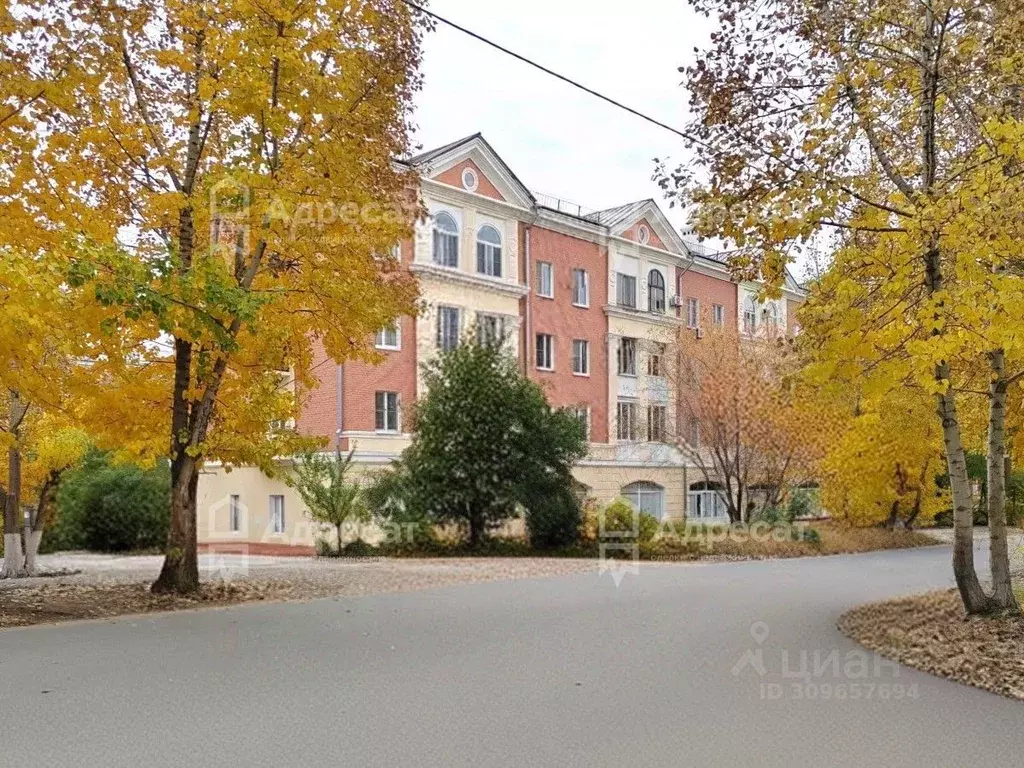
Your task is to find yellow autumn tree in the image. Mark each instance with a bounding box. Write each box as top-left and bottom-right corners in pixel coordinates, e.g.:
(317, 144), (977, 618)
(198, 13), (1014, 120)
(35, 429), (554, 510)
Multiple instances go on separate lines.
(659, 0), (1024, 613)
(1, 0), (429, 592)
(819, 389), (947, 530)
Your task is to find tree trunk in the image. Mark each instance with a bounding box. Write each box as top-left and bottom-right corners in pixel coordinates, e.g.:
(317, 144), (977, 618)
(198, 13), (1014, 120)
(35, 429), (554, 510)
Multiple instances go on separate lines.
(1, 393), (28, 578)
(986, 349), (1019, 613)
(938, 384), (992, 614)
(336, 523), (344, 555)
(152, 456), (200, 594)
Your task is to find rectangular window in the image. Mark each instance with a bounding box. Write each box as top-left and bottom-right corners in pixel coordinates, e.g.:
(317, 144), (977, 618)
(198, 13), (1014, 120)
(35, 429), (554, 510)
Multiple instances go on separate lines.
(437, 306), (460, 352)
(686, 297), (700, 329)
(375, 323), (400, 350)
(229, 494), (241, 532)
(617, 400), (639, 442)
(433, 229), (458, 268)
(536, 333), (554, 370)
(616, 273), (636, 308)
(744, 305), (757, 335)
(476, 313), (505, 346)
(648, 404), (667, 443)
(647, 344), (664, 377)
(572, 339), (589, 376)
(572, 268), (589, 307)
(570, 406), (590, 441)
(617, 337), (637, 376)
(477, 239), (502, 278)
(713, 303), (725, 327)
(375, 391), (400, 432)
(270, 495), (285, 534)
(537, 261), (554, 298)
(689, 416), (701, 448)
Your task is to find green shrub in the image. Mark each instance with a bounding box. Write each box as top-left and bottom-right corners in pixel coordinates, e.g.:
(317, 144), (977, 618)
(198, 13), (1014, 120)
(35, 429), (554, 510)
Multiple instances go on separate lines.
(787, 489), (814, 519)
(525, 486), (582, 549)
(55, 451), (170, 552)
(596, 500), (660, 544)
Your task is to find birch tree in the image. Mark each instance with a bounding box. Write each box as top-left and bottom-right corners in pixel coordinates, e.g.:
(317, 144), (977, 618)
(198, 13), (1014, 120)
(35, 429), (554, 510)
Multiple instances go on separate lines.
(659, 0), (1024, 613)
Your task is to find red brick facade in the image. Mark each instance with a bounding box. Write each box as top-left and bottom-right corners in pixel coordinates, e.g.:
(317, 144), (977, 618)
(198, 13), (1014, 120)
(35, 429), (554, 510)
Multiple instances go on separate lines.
(678, 266), (738, 328)
(526, 225), (610, 442)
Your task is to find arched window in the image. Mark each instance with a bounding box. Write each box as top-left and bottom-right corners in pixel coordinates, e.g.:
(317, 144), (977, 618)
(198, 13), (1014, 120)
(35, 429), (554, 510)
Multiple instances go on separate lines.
(476, 225), (502, 277)
(648, 269), (666, 313)
(622, 481), (665, 519)
(743, 296), (757, 335)
(432, 212), (459, 267)
(763, 303), (779, 334)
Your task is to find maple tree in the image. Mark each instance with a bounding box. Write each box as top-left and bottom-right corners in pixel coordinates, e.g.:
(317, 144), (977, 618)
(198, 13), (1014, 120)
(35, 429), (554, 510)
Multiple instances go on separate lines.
(1, 0), (428, 592)
(659, 0), (1024, 613)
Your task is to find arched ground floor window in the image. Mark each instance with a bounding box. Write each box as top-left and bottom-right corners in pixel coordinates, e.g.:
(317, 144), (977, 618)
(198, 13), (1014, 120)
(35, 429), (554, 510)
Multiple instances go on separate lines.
(622, 481), (665, 520)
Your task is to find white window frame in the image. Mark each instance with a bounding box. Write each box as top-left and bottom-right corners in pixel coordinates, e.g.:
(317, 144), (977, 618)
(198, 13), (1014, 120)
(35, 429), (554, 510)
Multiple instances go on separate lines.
(476, 313), (505, 346)
(616, 273), (637, 308)
(536, 333), (554, 371)
(375, 391), (400, 433)
(229, 494), (241, 532)
(648, 269), (667, 314)
(476, 225), (502, 278)
(689, 489), (728, 520)
(270, 494), (285, 534)
(617, 337), (637, 376)
(375, 323), (401, 350)
(570, 406), (591, 441)
(437, 306), (460, 352)
(743, 296), (757, 335)
(647, 404), (667, 443)
(617, 400), (639, 442)
(623, 481), (665, 519)
(572, 268), (589, 307)
(432, 211), (459, 268)
(688, 416), (701, 448)
(572, 339), (590, 376)
(712, 303), (725, 327)
(537, 261), (554, 298)
(647, 344), (664, 377)
(686, 297), (700, 329)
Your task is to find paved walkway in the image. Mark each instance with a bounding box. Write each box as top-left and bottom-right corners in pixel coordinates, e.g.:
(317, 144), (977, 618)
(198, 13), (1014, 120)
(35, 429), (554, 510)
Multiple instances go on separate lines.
(0, 545), (1019, 767)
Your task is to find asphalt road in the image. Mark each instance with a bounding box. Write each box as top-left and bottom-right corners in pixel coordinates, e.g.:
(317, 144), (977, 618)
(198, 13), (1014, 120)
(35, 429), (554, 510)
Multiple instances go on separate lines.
(1, 545), (1019, 767)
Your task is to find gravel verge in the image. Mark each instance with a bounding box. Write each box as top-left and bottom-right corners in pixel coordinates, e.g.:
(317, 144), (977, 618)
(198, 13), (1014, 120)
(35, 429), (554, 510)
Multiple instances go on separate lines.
(0, 557), (596, 630)
(838, 589), (1024, 702)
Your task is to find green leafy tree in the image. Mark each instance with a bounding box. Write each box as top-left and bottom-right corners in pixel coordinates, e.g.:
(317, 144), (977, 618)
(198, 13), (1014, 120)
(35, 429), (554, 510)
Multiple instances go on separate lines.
(290, 449), (369, 556)
(386, 338), (587, 548)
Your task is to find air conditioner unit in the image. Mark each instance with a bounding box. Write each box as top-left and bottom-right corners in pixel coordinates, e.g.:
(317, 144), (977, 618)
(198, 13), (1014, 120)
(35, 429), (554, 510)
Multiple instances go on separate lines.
(669, 295), (684, 308)
(695, 327), (705, 340)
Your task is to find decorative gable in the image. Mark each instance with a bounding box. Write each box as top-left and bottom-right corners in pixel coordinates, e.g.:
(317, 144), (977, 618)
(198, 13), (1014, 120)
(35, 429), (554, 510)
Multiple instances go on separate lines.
(433, 158), (506, 202)
(410, 134), (534, 209)
(622, 217), (667, 250)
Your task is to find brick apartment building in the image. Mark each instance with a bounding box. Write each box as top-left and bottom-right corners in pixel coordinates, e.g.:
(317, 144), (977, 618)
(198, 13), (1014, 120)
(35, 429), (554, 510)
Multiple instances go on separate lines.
(196, 134), (806, 553)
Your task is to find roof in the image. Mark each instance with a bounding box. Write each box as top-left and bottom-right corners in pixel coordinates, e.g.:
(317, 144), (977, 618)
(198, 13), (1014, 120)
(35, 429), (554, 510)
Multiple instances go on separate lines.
(584, 199), (654, 229)
(405, 133), (483, 166)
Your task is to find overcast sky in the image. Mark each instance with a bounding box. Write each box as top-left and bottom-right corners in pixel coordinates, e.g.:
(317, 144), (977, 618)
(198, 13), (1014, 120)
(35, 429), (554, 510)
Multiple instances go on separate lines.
(409, 0), (713, 230)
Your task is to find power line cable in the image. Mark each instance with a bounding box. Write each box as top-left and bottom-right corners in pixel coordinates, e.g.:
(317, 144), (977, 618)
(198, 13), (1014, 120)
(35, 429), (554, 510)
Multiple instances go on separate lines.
(397, 0), (705, 148)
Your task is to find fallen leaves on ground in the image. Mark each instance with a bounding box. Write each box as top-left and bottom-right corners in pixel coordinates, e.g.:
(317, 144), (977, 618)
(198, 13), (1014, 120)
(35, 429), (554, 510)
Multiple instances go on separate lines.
(839, 590), (1024, 702)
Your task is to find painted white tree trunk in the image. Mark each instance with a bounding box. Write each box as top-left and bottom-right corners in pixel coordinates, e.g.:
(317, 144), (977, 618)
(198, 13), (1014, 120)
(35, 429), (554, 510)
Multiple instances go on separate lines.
(1, 533), (24, 578)
(23, 529), (42, 576)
